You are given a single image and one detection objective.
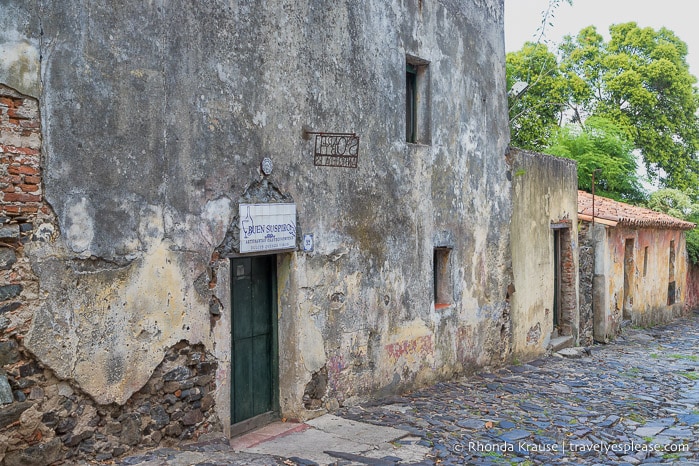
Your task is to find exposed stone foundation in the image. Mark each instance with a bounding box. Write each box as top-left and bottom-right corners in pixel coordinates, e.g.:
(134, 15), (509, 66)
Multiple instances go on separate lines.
(0, 342), (220, 465)
(0, 84), (222, 464)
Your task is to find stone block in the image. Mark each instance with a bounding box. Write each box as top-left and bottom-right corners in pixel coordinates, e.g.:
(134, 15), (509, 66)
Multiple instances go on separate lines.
(0, 372), (14, 404)
(150, 405), (170, 429)
(41, 411), (58, 428)
(0, 401), (33, 428)
(163, 422), (182, 437)
(182, 408), (203, 426)
(194, 374), (214, 387)
(196, 361), (216, 375)
(28, 386), (44, 400)
(57, 382), (74, 398)
(0, 284), (22, 301)
(119, 414), (141, 446)
(0, 225), (19, 240)
(0, 340), (20, 366)
(163, 366), (191, 382)
(0, 302), (21, 314)
(0, 248), (17, 269)
(200, 393), (214, 411)
(63, 429), (92, 447)
(55, 416), (76, 435)
(2, 438), (63, 466)
(18, 361), (40, 377)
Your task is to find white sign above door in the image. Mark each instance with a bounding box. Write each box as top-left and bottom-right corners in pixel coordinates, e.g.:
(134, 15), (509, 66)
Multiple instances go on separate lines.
(239, 203), (296, 253)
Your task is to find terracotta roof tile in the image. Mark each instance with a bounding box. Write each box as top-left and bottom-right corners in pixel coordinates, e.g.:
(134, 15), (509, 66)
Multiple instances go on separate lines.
(578, 190), (696, 230)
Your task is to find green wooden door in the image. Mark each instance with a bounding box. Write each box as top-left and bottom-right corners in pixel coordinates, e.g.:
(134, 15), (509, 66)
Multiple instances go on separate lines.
(231, 255), (277, 425)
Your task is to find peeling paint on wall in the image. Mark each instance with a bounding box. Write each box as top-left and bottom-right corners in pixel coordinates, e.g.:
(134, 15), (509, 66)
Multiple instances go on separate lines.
(25, 240), (212, 405)
(385, 335), (434, 365)
(509, 149), (579, 358)
(526, 322), (541, 346)
(2, 0), (513, 461)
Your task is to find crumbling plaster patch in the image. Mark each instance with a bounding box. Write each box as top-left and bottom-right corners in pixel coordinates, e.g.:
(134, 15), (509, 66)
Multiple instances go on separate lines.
(0, 2), (40, 96)
(299, 309), (326, 375)
(25, 239), (214, 405)
(0, 41), (39, 97)
(63, 196), (95, 255)
(24, 194), (232, 405)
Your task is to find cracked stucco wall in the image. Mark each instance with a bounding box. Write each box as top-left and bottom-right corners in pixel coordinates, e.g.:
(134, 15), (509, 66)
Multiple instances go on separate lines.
(3, 0), (511, 428)
(594, 226), (688, 336)
(509, 148), (579, 359)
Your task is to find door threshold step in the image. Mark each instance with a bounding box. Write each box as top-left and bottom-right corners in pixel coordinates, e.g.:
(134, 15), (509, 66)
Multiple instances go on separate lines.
(549, 335), (573, 352)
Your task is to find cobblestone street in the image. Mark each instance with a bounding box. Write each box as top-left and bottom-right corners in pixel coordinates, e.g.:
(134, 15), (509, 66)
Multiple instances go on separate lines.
(337, 311), (699, 465)
(118, 311), (699, 466)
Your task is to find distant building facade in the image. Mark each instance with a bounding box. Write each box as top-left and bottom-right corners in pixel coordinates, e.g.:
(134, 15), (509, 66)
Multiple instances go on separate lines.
(578, 191), (695, 341)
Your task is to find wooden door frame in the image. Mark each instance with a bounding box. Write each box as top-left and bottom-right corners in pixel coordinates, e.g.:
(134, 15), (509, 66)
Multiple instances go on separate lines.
(229, 254), (279, 436)
(209, 253), (282, 438)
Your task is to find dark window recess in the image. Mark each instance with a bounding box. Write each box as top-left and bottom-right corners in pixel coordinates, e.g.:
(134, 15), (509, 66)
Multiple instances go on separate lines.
(434, 248), (452, 308)
(668, 281), (677, 305)
(668, 240), (676, 304)
(669, 240), (676, 281)
(406, 64), (418, 143)
(405, 58), (430, 144)
(643, 246), (648, 277)
(623, 238), (634, 320)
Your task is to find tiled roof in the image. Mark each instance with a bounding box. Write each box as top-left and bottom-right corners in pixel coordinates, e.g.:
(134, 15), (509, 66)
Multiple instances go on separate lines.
(578, 190), (696, 230)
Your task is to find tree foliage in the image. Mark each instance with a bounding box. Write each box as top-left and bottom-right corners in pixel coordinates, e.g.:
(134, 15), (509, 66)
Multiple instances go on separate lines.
(544, 117), (644, 201)
(645, 188), (699, 265)
(507, 43), (568, 150)
(646, 188), (698, 219)
(507, 22), (699, 191)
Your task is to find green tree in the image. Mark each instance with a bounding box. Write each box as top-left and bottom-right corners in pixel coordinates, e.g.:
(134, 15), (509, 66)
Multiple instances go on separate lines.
(647, 188), (697, 219)
(544, 116), (644, 201)
(507, 0), (573, 150)
(507, 42), (568, 150)
(646, 188), (699, 264)
(507, 22), (699, 190)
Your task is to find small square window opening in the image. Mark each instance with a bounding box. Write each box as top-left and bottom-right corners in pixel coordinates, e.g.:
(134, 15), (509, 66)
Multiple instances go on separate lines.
(405, 57), (430, 144)
(643, 246), (648, 277)
(406, 64), (418, 143)
(434, 248), (452, 309)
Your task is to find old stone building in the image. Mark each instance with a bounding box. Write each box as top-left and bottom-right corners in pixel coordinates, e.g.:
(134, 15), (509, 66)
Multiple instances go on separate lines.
(0, 0), (514, 462)
(578, 191), (695, 342)
(509, 149), (580, 358)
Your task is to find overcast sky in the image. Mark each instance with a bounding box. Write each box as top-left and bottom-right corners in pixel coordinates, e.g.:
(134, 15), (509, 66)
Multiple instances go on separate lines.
(504, 0), (699, 79)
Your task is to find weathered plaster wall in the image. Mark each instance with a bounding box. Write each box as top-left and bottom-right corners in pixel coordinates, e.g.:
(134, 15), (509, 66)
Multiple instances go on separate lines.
(686, 262), (699, 312)
(590, 225), (688, 340)
(1, 0), (511, 460)
(577, 221), (595, 346)
(612, 227), (687, 326)
(0, 79), (224, 464)
(586, 222), (615, 342)
(0, 2), (40, 98)
(509, 149), (579, 359)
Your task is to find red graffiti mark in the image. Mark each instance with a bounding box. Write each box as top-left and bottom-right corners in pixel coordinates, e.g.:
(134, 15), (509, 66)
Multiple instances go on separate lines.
(384, 335), (433, 362)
